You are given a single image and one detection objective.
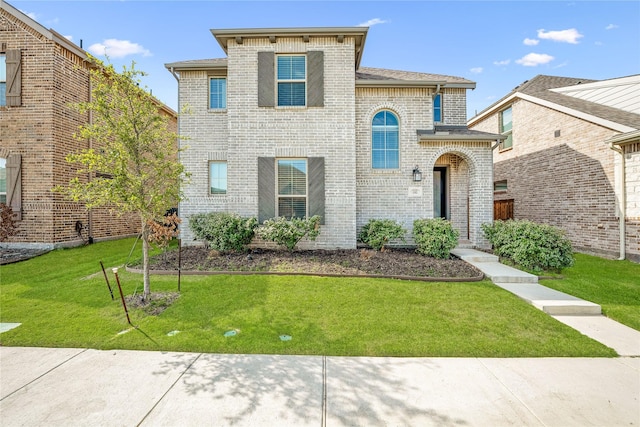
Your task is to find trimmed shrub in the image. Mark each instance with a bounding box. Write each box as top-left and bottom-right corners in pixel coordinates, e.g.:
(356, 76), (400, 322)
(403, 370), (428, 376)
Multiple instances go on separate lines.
(358, 219), (406, 251)
(256, 216), (321, 251)
(189, 212), (258, 253)
(413, 218), (459, 259)
(482, 220), (574, 272)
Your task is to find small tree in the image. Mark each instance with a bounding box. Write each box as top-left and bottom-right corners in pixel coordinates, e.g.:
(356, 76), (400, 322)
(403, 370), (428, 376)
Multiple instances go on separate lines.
(55, 57), (188, 300)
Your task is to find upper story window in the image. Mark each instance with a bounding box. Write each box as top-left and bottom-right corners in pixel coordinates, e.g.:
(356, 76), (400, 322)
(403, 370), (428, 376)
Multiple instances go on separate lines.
(433, 94), (442, 122)
(372, 110), (399, 169)
(277, 55), (306, 107)
(0, 55), (6, 107)
(0, 158), (6, 203)
(499, 106), (513, 150)
(209, 77), (227, 109)
(209, 161), (227, 195)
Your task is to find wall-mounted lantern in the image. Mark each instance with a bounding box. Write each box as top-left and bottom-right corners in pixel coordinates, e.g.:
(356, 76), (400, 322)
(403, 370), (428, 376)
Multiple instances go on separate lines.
(412, 165), (422, 182)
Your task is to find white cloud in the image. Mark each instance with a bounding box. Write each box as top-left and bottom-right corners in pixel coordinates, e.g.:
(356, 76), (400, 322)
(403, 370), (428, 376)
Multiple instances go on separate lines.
(537, 28), (584, 44)
(516, 53), (555, 67)
(470, 67), (483, 74)
(523, 38), (539, 46)
(595, 41), (604, 46)
(88, 39), (152, 58)
(493, 59), (511, 66)
(358, 18), (387, 27)
(605, 24), (619, 30)
(64, 35), (73, 42)
(20, 9), (38, 20)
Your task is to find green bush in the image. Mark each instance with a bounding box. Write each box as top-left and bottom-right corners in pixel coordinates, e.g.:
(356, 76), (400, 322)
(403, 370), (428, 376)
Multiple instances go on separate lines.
(358, 219), (406, 251)
(413, 218), (459, 259)
(256, 216), (321, 251)
(189, 212), (258, 253)
(481, 220), (574, 272)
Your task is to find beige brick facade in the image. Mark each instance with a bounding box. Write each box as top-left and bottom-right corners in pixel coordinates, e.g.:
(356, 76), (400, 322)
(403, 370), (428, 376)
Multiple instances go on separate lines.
(171, 27), (498, 250)
(469, 78), (640, 261)
(1, 5), (176, 248)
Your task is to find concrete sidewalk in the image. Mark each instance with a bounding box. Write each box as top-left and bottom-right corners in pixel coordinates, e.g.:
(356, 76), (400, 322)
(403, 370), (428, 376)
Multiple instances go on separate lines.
(452, 248), (640, 357)
(1, 346), (638, 426)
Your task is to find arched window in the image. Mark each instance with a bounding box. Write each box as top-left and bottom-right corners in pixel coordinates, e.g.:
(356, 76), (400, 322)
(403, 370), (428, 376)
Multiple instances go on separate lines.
(371, 110), (399, 169)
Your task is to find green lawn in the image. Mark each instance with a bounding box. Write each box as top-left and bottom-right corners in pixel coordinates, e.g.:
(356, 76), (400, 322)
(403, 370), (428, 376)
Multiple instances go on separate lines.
(543, 253), (640, 331)
(0, 238), (618, 357)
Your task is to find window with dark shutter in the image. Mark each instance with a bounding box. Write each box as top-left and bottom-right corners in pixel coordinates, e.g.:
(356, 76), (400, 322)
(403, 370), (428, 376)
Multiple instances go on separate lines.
(308, 157), (325, 224)
(257, 157), (275, 222)
(5, 50), (22, 107)
(307, 51), (324, 107)
(258, 52), (275, 107)
(258, 157), (325, 224)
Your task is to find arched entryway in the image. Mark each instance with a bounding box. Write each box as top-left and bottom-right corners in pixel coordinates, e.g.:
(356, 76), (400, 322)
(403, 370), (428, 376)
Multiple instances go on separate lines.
(433, 152), (469, 240)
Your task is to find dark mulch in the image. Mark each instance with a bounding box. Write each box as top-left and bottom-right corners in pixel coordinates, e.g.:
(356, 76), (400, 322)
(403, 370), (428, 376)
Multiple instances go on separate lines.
(145, 247), (483, 279)
(125, 292), (180, 316)
(0, 248), (51, 265)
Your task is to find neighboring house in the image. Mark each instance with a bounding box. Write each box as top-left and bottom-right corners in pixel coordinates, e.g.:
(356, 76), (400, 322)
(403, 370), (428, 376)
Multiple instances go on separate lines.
(468, 74), (640, 262)
(0, 1), (177, 248)
(166, 27), (503, 249)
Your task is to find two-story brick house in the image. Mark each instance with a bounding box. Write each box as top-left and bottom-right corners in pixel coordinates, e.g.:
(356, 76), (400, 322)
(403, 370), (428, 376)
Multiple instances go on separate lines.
(166, 27), (503, 249)
(468, 74), (640, 262)
(1, 1), (177, 248)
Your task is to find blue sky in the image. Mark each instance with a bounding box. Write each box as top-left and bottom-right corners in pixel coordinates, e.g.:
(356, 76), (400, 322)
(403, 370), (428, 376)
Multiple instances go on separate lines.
(10, 0), (640, 119)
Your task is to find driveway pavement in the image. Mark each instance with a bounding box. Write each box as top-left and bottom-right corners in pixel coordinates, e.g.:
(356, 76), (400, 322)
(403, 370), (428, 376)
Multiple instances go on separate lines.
(1, 346), (638, 426)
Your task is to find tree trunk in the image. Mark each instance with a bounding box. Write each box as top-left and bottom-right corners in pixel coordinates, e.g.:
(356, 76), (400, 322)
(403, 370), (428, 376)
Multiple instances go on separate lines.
(142, 222), (151, 300)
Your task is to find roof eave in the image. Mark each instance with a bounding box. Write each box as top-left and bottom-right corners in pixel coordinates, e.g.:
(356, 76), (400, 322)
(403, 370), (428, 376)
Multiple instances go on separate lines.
(357, 80), (475, 89)
(211, 27), (368, 68)
(164, 61), (228, 72)
(606, 129), (640, 145)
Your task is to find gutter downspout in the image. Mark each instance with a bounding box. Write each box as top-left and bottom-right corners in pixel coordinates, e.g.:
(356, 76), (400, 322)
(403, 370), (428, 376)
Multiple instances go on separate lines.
(169, 67), (182, 238)
(609, 142), (626, 260)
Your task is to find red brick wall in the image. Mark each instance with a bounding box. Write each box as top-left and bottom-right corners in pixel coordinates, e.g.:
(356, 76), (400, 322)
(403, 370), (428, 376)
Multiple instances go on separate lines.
(471, 98), (631, 259)
(1, 9), (147, 246)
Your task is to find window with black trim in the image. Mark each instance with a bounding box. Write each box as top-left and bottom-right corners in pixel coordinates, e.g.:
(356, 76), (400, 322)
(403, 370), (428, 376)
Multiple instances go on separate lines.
(494, 180), (507, 192)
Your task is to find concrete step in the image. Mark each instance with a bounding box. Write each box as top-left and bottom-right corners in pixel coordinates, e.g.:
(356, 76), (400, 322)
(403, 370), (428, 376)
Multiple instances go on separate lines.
(470, 261), (538, 284)
(495, 282), (602, 315)
(451, 248), (498, 263)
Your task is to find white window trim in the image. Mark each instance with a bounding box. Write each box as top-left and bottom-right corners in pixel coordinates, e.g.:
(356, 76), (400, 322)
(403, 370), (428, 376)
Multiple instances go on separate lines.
(208, 77), (227, 110)
(276, 54), (307, 108)
(276, 158), (308, 218)
(208, 160), (227, 195)
(499, 106), (513, 151)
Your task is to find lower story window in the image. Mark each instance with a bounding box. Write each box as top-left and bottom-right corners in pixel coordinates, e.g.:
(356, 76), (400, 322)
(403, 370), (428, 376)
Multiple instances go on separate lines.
(277, 159), (307, 218)
(209, 161), (227, 195)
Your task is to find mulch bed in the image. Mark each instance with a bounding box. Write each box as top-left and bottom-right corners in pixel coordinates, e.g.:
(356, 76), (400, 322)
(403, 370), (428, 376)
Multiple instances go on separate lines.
(141, 247), (483, 280)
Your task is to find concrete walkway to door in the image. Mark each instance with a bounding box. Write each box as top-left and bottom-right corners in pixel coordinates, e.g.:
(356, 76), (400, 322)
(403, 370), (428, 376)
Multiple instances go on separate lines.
(452, 248), (640, 356)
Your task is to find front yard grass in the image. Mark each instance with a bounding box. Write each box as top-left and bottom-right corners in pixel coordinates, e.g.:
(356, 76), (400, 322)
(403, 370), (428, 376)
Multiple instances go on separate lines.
(0, 238), (617, 357)
(543, 253), (640, 331)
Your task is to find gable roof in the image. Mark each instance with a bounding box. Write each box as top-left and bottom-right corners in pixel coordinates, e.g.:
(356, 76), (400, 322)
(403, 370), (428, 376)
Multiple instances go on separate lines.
(468, 74), (640, 132)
